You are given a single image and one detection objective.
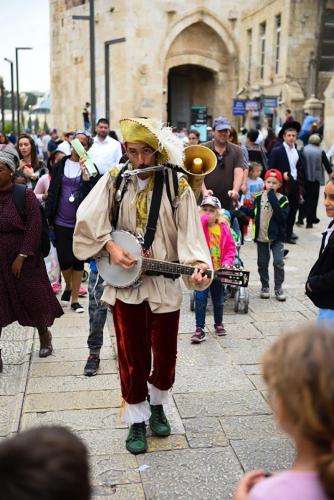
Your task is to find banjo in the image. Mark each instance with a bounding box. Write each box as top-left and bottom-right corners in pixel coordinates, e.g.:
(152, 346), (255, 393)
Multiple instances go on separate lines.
(96, 230), (250, 289)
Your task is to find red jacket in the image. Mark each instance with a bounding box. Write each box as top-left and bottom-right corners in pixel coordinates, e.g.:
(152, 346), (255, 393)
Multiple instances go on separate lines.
(201, 214), (236, 268)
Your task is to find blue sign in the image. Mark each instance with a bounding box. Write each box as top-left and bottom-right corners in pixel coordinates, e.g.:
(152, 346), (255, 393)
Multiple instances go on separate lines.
(233, 99), (246, 116)
(262, 96), (278, 108)
(245, 100), (260, 112)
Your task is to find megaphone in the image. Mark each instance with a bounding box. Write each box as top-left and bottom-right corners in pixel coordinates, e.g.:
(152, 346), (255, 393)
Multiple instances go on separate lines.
(182, 145), (217, 199)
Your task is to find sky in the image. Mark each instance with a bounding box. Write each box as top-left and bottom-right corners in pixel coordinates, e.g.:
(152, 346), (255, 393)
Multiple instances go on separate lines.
(0, 0), (50, 93)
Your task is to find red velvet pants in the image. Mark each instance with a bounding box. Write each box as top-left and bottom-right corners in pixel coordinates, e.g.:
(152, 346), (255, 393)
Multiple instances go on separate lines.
(112, 300), (180, 404)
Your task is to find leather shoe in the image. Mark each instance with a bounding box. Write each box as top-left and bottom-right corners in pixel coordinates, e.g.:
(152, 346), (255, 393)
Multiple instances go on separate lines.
(306, 223), (313, 229)
(291, 233), (298, 240)
(39, 329), (53, 358)
(149, 404), (171, 436)
(312, 218), (320, 224)
(285, 238), (296, 245)
(126, 423), (147, 454)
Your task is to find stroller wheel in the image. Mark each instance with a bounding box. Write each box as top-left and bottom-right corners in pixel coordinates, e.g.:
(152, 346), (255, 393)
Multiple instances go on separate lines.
(82, 270), (89, 283)
(190, 293), (195, 311)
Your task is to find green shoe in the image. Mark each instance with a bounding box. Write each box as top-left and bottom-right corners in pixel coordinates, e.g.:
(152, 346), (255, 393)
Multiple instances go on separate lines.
(149, 404), (171, 436)
(125, 422), (147, 454)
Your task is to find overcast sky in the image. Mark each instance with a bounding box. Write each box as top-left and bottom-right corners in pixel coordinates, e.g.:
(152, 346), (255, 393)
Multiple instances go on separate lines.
(0, 0), (50, 93)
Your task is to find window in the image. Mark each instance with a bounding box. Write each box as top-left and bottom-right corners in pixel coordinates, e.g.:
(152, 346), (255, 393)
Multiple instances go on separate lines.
(247, 29), (252, 83)
(259, 22), (266, 79)
(275, 14), (281, 74)
(320, 9), (334, 71)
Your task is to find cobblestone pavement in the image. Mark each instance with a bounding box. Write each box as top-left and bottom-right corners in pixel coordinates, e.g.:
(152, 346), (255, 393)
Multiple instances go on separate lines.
(0, 207), (325, 499)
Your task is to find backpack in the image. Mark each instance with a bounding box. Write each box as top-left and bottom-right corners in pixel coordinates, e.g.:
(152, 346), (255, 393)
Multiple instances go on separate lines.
(13, 184), (51, 258)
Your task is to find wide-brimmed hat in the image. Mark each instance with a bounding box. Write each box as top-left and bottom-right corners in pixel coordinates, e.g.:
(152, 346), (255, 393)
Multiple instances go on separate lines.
(278, 120), (301, 139)
(120, 117), (184, 165)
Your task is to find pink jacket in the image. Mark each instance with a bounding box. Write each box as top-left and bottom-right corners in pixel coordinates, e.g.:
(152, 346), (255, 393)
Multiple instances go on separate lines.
(201, 213), (236, 268)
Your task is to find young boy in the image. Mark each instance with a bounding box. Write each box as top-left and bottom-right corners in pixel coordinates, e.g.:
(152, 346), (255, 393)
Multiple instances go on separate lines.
(306, 174), (334, 322)
(243, 169), (289, 301)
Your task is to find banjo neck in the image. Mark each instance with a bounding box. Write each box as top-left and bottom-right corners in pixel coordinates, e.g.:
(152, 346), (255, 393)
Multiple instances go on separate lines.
(142, 257), (213, 279)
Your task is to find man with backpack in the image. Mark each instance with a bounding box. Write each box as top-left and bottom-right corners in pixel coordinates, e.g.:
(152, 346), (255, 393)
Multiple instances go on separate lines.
(73, 118), (212, 455)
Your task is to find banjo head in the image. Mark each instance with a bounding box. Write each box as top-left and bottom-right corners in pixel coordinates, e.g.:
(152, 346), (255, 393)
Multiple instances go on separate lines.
(96, 230), (143, 288)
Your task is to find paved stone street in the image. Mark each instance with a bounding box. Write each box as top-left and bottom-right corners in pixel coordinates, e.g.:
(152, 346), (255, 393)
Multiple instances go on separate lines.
(0, 208), (324, 499)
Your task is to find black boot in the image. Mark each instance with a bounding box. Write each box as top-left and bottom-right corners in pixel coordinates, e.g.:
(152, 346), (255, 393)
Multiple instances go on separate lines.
(0, 349), (3, 373)
(38, 327), (53, 358)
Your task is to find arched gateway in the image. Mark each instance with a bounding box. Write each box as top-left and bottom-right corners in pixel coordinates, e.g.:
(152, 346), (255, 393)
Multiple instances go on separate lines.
(162, 9), (238, 127)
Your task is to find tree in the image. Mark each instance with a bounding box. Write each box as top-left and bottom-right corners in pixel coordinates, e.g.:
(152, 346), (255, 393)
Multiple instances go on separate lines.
(34, 117), (40, 132)
(27, 115), (32, 131)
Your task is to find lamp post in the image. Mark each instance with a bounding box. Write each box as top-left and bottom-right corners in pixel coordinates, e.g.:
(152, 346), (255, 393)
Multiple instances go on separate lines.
(72, 0), (96, 128)
(15, 47), (33, 134)
(105, 38), (126, 121)
(4, 58), (15, 133)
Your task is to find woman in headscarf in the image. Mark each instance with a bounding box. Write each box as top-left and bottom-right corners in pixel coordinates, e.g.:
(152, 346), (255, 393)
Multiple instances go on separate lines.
(0, 147), (63, 372)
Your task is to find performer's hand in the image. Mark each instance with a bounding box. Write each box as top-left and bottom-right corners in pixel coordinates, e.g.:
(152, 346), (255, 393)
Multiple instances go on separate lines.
(233, 470), (266, 500)
(228, 189), (239, 201)
(190, 263), (210, 287)
(12, 255), (26, 278)
(105, 240), (137, 269)
(202, 188), (213, 197)
(24, 166), (35, 178)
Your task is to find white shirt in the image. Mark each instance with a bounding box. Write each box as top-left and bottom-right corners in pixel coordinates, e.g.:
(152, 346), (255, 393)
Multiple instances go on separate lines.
(64, 159), (81, 178)
(283, 141), (299, 180)
(323, 223), (334, 251)
(88, 135), (122, 174)
(57, 140), (72, 156)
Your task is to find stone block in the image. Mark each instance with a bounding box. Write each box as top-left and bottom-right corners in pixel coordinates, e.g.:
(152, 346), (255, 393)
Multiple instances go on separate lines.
(0, 340), (31, 365)
(30, 359), (118, 377)
(177, 335), (231, 367)
(147, 434), (188, 452)
(174, 390), (270, 418)
(183, 416), (222, 433)
(220, 415), (281, 440)
(90, 453), (140, 485)
(137, 448), (243, 499)
(76, 428), (129, 455)
(248, 374), (267, 390)
(23, 389), (122, 413)
(227, 346), (265, 365)
(255, 321), (302, 336)
(26, 374), (120, 394)
(186, 430), (228, 448)
(241, 364), (262, 375)
(92, 483), (145, 500)
(31, 347), (114, 362)
(0, 394), (24, 436)
(1, 324), (34, 341)
(0, 363), (29, 395)
(174, 365), (253, 393)
(51, 335), (111, 349)
(231, 438), (295, 472)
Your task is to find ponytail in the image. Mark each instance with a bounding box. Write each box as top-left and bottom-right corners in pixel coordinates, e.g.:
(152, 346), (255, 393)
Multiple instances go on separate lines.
(317, 450), (334, 499)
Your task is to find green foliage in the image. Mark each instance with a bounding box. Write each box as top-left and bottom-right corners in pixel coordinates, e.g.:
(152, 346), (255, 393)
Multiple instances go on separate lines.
(34, 117), (40, 132)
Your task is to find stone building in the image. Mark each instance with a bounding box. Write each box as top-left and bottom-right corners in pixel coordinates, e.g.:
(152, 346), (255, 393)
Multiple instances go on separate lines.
(50, 0), (334, 139)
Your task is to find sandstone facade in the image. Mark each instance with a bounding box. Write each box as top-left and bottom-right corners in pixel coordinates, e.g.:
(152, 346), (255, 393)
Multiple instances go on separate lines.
(50, 0), (333, 136)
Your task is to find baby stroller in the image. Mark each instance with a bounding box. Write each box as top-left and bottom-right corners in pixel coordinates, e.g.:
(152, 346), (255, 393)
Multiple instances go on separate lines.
(190, 213), (249, 314)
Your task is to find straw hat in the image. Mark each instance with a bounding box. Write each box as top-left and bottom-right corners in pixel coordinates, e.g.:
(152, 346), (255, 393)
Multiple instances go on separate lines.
(120, 117), (184, 166)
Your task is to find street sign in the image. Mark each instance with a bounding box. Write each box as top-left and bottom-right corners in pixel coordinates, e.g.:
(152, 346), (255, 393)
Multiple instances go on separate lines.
(191, 106), (207, 125)
(233, 99), (246, 116)
(245, 100), (260, 111)
(262, 96), (278, 108)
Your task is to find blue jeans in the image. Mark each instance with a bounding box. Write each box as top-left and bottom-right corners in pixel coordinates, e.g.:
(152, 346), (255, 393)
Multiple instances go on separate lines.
(194, 280), (224, 328)
(317, 308), (334, 324)
(88, 270), (108, 355)
(257, 240), (284, 290)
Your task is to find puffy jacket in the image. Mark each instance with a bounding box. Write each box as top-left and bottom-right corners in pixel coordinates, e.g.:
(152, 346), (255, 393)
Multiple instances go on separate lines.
(201, 213), (236, 268)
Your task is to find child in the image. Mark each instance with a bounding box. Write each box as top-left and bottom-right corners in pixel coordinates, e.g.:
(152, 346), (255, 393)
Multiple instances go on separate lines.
(243, 162), (264, 241)
(243, 168), (289, 301)
(191, 196), (236, 343)
(233, 325), (334, 500)
(306, 173), (334, 323)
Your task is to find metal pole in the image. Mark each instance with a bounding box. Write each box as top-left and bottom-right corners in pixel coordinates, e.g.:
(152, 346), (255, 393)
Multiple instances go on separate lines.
(4, 58), (15, 133)
(0, 83), (5, 130)
(89, 0), (96, 128)
(15, 48), (19, 134)
(104, 38), (126, 121)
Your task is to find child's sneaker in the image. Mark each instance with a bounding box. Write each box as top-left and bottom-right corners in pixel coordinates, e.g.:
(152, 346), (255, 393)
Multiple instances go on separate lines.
(78, 286), (87, 297)
(191, 327), (206, 343)
(260, 287), (270, 299)
(52, 283), (61, 295)
(215, 324), (226, 336)
(275, 288), (286, 301)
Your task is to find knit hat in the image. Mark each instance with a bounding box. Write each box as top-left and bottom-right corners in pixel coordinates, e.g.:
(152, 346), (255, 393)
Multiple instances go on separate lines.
(0, 144), (19, 172)
(201, 195), (221, 209)
(264, 168), (283, 185)
(120, 117), (184, 165)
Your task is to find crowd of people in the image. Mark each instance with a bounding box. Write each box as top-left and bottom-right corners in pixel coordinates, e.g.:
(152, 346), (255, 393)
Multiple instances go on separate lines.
(0, 110), (334, 498)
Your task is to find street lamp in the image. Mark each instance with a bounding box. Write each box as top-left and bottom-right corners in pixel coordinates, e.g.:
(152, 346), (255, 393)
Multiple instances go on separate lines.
(4, 58), (15, 133)
(15, 47), (33, 134)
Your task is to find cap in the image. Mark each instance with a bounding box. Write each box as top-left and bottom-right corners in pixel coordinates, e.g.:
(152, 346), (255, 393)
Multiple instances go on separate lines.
(201, 195), (222, 209)
(264, 168), (283, 185)
(213, 116), (231, 131)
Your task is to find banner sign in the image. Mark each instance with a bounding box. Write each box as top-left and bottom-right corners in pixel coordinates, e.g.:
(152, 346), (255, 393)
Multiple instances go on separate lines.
(233, 99), (246, 116)
(191, 106), (208, 125)
(262, 96), (278, 108)
(245, 100), (260, 112)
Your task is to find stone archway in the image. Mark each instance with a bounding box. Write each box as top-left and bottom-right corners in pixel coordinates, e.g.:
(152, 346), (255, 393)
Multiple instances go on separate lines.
(163, 17), (237, 125)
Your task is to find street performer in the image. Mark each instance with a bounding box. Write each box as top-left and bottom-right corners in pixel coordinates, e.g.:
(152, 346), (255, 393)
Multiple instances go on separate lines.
(73, 118), (212, 454)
